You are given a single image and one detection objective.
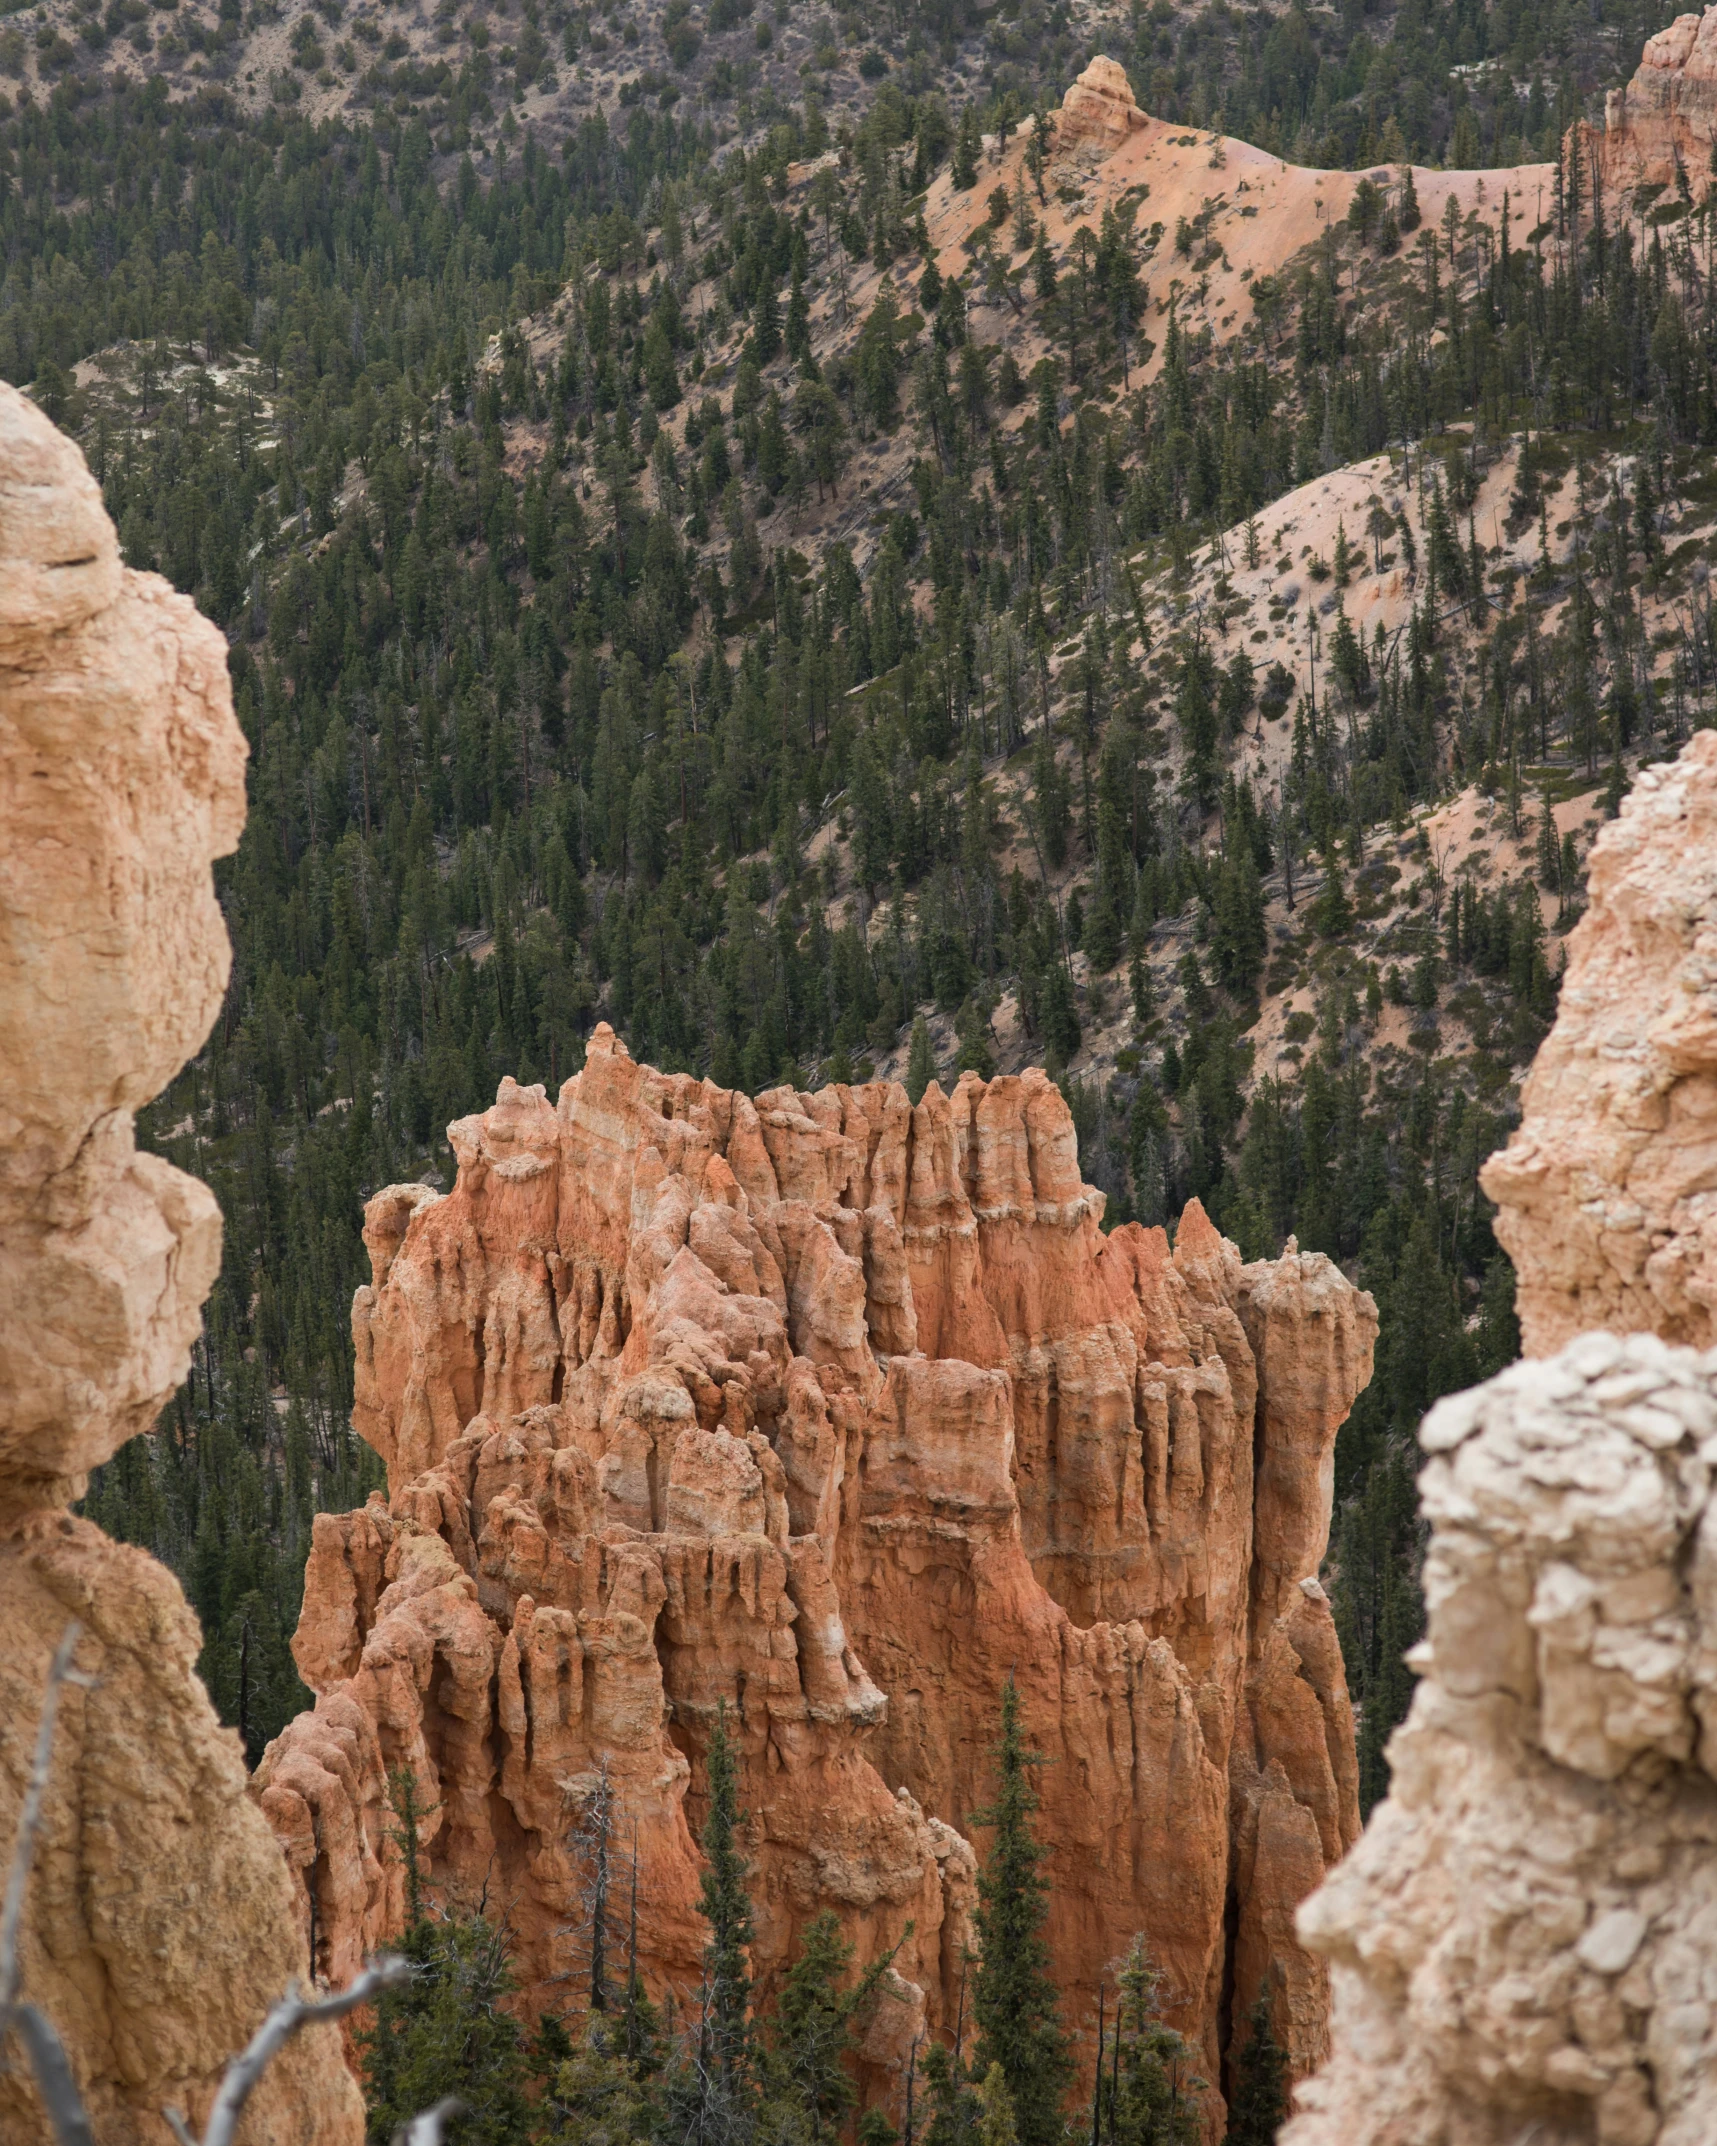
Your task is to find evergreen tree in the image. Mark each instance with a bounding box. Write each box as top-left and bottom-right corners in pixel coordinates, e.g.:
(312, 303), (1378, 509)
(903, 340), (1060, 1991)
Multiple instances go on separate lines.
(358, 1779), (536, 2146)
(907, 1014), (939, 1103)
(1105, 1939), (1201, 2146)
(952, 105), (981, 190)
(1223, 1989), (1287, 2146)
(770, 1909), (901, 2144)
(969, 1679), (1073, 2146)
(698, 1704), (757, 2143)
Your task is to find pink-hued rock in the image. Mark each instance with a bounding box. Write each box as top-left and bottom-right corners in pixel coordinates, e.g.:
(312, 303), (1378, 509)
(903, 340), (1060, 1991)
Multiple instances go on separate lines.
(1582, 7), (1717, 196)
(261, 1029), (1376, 2119)
(0, 380), (361, 2146)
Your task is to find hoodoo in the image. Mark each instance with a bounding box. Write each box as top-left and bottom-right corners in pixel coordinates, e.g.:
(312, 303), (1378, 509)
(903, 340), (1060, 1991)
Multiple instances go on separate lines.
(258, 1035), (1375, 2117)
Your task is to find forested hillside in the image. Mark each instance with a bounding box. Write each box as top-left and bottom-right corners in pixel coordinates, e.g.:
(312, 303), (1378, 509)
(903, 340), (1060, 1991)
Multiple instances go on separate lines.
(4, 0), (1706, 1821)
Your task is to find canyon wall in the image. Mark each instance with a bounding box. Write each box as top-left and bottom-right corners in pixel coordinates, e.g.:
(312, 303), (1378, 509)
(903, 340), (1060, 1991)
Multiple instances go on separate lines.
(258, 1031), (1376, 2114)
(1289, 733), (1717, 2146)
(0, 382), (362, 2142)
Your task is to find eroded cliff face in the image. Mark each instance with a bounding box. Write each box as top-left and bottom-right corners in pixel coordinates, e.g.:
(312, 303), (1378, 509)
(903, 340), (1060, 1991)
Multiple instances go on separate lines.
(259, 1029), (1376, 2112)
(0, 382), (363, 2143)
(1579, 7), (1717, 197)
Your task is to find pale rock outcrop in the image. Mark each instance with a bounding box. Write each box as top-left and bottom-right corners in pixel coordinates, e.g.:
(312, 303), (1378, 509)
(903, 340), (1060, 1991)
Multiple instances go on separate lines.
(1292, 728), (1717, 2145)
(1483, 732), (1717, 1356)
(1287, 1334), (1717, 2146)
(259, 1033), (1377, 2118)
(0, 380), (363, 2146)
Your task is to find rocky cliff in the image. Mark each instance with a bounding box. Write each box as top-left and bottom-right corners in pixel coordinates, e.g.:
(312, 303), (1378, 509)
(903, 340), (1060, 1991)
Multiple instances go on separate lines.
(0, 381), (363, 2145)
(1289, 731), (1717, 2146)
(1578, 6), (1717, 198)
(1483, 734), (1717, 1355)
(258, 1030), (1376, 2114)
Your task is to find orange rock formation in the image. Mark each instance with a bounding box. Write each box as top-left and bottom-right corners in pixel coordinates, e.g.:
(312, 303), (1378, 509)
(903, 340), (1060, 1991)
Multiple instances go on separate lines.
(1579, 6), (1717, 197)
(1052, 57), (1150, 158)
(259, 1032), (1376, 2116)
(0, 383), (363, 2144)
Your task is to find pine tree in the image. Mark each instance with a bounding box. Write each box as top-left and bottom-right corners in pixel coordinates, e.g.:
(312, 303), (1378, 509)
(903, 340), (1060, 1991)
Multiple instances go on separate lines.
(969, 1679), (1072, 2146)
(1397, 163), (1421, 232)
(906, 1014), (939, 1103)
(976, 2065), (1019, 2146)
(923, 2037), (980, 2146)
(1223, 1989), (1287, 2145)
(697, 1703), (757, 2142)
(953, 104), (981, 190)
(1105, 1938), (1201, 2146)
(769, 1908), (901, 2143)
(1313, 858), (1351, 939)
(357, 1824), (536, 2146)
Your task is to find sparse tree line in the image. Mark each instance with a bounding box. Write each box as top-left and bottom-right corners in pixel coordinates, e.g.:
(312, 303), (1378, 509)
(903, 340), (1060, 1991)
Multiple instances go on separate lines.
(356, 1687), (1285, 2146)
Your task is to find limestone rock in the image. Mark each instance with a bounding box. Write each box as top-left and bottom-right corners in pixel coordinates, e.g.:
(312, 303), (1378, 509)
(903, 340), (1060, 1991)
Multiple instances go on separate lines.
(0, 381), (361, 2146)
(1482, 732), (1717, 1355)
(1286, 1335), (1717, 2146)
(262, 1031), (1377, 2118)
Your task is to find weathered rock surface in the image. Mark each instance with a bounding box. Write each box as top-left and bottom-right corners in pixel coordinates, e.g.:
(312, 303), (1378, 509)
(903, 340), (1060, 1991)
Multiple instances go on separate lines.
(1287, 1333), (1717, 2146)
(0, 380), (362, 2146)
(1483, 733), (1717, 1356)
(1293, 730), (1717, 2144)
(1581, 7), (1717, 197)
(259, 1030), (1376, 2115)
(1052, 57), (1150, 158)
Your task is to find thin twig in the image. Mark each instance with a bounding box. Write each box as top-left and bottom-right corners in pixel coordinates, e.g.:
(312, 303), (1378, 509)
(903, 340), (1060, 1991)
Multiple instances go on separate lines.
(396, 2096), (465, 2145)
(9, 2004), (96, 2146)
(165, 1956), (412, 2146)
(1, 1623), (87, 2018)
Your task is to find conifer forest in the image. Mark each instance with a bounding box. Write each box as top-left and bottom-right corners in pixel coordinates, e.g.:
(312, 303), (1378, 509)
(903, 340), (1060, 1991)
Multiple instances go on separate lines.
(5, 0), (1713, 2119)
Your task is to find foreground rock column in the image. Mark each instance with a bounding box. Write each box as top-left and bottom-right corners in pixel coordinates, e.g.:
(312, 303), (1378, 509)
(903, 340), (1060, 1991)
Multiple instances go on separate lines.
(1483, 732), (1717, 1355)
(1286, 1334), (1717, 2146)
(1292, 730), (1717, 2146)
(0, 382), (363, 2146)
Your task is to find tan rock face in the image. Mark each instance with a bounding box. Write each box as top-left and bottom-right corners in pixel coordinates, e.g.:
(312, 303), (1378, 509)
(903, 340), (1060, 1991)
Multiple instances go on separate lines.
(260, 1031), (1376, 2117)
(1054, 57), (1150, 158)
(1581, 8), (1717, 197)
(1286, 1334), (1717, 2146)
(0, 381), (362, 2146)
(1482, 733), (1717, 1356)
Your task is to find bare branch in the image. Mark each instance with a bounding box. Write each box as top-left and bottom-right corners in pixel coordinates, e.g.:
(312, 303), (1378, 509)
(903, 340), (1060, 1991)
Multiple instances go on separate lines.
(167, 1956), (412, 2146)
(1, 1623), (87, 2018)
(10, 2004), (97, 2146)
(395, 2095), (464, 2146)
